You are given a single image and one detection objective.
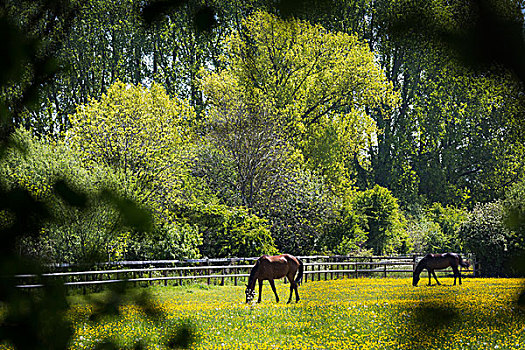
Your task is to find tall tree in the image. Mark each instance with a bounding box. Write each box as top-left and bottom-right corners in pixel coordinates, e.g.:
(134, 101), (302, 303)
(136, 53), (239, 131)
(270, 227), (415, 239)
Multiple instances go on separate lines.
(201, 10), (398, 197)
(66, 81), (197, 215)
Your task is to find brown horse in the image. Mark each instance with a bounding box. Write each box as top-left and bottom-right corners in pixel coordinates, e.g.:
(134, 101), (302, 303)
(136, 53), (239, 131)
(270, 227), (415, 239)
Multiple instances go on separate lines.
(245, 254), (303, 303)
(412, 253), (470, 286)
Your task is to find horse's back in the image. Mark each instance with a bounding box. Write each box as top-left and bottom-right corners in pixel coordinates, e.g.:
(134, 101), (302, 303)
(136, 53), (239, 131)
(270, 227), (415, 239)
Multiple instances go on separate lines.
(423, 252), (461, 269)
(257, 254), (299, 279)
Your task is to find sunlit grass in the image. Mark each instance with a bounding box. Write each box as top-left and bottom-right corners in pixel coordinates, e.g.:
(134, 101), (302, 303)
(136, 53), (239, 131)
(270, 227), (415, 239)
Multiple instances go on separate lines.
(65, 278), (525, 349)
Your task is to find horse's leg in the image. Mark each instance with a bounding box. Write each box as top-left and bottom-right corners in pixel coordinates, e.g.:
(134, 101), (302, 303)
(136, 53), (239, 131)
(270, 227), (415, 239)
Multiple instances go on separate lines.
(286, 275), (293, 303)
(268, 279), (279, 303)
(293, 281), (300, 302)
(427, 269), (432, 285)
(431, 270), (441, 285)
(452, 266), (460, 285)
(257, 280), (263, 303)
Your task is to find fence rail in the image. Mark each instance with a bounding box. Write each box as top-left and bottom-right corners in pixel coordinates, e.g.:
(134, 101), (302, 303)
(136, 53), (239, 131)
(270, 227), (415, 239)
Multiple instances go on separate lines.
(13, 254), (477, 289)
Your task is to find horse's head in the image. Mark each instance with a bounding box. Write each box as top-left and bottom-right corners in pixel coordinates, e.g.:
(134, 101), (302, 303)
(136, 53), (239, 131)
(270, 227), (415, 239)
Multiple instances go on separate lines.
(245, 285), (256, 303)
(412, 273), (420, 286)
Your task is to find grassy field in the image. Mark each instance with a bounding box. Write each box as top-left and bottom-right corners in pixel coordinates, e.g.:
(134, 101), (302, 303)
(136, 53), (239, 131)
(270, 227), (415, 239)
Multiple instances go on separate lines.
(65, 277), (525, 349)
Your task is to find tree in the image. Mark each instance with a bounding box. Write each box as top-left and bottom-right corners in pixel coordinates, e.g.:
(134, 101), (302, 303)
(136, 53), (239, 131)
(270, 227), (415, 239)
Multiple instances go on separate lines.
(405, 203), (467, 254)
(66, 81), (196, 213)
(201, 10), (398, 195)
(262, 168), (339, 255)
(0, 128), (129, 263)
(183, 203), (278, 258)
(353, 185), (406, 255)
(65, 81), (209, 260)
(319, 201), (368, 255)
(460, 201), (511, 276)
(0, 0), (80, 140)
(199, 91), (293, 209)
(364, 0), (525, 207)
(502, 180), (525, 274)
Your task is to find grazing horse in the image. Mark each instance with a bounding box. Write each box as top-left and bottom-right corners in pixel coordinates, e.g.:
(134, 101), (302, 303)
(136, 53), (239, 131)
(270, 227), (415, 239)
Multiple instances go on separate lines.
(412, 253), (470, 286)
(245, 254), (303, 304)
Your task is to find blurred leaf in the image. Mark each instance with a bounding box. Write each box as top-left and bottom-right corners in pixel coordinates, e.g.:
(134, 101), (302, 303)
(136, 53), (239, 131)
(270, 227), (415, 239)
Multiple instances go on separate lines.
(133, 289), (164, 321)
(54, 179), (88, 208)
(87, 282), (128, 322)
(102, 190), (153, 233)
(194, 6), (216, 33)
(166, 320), (197, 349)
(518, 289), (525, 308)
(141, 0), (188, 25)
(94, 340), (119, 350)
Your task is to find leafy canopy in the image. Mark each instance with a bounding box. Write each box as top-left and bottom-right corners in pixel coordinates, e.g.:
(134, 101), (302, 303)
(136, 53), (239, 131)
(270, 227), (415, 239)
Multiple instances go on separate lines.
(201, 10), (397, 196)
(66, 81), (197, 206)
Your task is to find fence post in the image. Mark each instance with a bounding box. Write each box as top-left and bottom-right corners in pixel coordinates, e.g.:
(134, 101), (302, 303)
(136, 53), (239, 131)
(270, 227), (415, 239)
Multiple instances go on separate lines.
(206, 259), (210, 285)
(324, 257), (328, 281)
(304, 258), (308, 283)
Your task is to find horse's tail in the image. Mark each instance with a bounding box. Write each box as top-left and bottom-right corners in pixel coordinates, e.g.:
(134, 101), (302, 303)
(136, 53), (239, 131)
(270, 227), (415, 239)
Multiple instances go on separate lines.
(459, 255), (470, 268)
(295, 258), (304, 285)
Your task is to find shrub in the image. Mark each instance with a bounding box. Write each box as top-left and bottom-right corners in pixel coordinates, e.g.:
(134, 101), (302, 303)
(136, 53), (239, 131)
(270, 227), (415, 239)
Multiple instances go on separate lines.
(460, 201), (511, 276)
(0, 129), (123, 264)
(502, 181), (525, 275)
(0, 129), (203, 264)
(407, 203), (468, 254)
(319, 202), (367, 255)
(186, 203), (278, 258)
(127, 222), (202, 260)
(353, 185), (406, 255)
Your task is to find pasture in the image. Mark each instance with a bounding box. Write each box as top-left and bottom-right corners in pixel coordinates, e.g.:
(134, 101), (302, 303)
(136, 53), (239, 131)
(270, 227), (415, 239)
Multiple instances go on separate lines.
(65, 278), (524, 349)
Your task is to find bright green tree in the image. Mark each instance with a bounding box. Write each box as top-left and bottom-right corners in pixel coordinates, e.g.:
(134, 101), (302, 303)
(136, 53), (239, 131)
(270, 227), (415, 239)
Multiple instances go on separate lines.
(353, 185), (406, 255)
(0, 128), (124, 263)
(65, 81), (205, 260)
(201, 10), (398, 196)
(66, 81), (197, 210)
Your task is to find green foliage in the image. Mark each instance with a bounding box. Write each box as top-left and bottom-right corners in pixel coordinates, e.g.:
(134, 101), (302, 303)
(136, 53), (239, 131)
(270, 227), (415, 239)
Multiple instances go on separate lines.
(128, 222), (202, 260)
(66, 81), (197, 215)
(0, 128), (123, 263)
(352, 185), (406, 255)
(201, 10), (397, 196)
(260, 168), (338, 255)
(200, 97), (294, 209)
(460, 201), (511, 276)
(67, 80), (195, 175)
(0, 128), (204, 264)
(426, 203), (468, 241)
(302, 109), (377, 197)
(185, 203), (277, 258)
(407, 203), (468, 254)
(319, 202), (368, 255)
(502, 180), (525, 274)
(362, 1), (525, 207)
(406, 217), (446, 254)
(411, 63), (525, 206)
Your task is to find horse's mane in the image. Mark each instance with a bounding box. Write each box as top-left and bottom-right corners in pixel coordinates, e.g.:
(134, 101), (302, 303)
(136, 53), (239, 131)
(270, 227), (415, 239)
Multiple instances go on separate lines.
(248, 259), (261, 287)
(414, 258), (426, 274)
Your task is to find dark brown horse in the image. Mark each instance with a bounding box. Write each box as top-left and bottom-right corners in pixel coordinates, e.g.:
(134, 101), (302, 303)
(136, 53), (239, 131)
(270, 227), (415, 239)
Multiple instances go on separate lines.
(245, 254), (303, 303)
(413, 253), (470, 286)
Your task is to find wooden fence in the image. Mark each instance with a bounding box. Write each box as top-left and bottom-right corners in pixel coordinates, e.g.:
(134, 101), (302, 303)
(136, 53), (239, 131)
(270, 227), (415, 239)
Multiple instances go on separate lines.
(14, 254), (477, 289)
